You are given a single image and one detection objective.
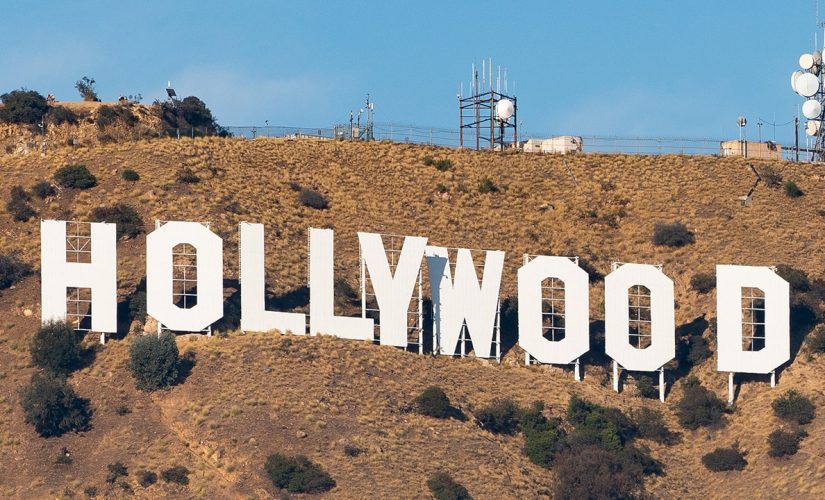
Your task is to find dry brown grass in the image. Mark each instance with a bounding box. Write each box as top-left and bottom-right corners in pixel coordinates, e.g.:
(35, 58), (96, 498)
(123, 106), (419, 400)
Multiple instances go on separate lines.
(1, 138), (825, 497)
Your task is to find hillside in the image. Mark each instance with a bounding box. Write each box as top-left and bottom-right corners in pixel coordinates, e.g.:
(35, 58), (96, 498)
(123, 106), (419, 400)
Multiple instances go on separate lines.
(1, 138), (825, 498)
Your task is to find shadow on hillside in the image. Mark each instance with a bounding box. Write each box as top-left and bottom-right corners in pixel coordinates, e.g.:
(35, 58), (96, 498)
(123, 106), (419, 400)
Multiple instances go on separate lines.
(213, 280), (311, 334)
(114, 278), (147, 340)
(176, 349), (196, 385)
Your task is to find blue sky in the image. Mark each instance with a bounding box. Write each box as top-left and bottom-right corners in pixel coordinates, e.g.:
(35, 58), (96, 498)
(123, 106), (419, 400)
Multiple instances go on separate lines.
(1, 1), (820, 141)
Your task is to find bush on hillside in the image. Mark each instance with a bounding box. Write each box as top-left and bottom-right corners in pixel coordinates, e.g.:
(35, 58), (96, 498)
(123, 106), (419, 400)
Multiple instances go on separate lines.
(652, 221), (694, 247)
(784, 180), (803, 198)
(685, 334), (712, 365)
(96, 105), (137, 129)
(129, 333), (179, 391)
(47, 106), (79, 126)
(633, 407), (676, 444)
(32, 180), (56, 199)
(553, 445), (642, 500)
(0, 89), (49, 124)
(475, 398), (520, 435)
(414, 386), (456, 419)
(567, 394), (638, 451)
(30, 321), (83, 375)
(157, 96), (219, 133)
(160, 465), (189, 485)
(88, 204), (144, 239)
(137, 470), (158, 487)
(434, 158), (453, 171)
(775, 264), (810, 293)
(427, 472), (471, 500)
(771, 390), (815, 425)
(176, 167), (200, 184)
(75, 76), (99, 102)
(690, 272), (716, 293)
(675, 377), (726, 430)
(701, 446), (747, 472)
(635, 375), (658, 399)
(0, 252), (31, 289)
(478, 177), (498, 193)
(808, 324), (825, 353)
(757, 165), (782, 187)
(6, 189), (36, 222)
(54, 164), (97, 189)
(768, 429), (806, 458)
(299, 188), (329, 209)
(121, 169), (140, 181)
(264, 453), (335, 493)
(106, 462), (128, 483)
(521, 403), (566, 467)
(20, 372), (91, 437)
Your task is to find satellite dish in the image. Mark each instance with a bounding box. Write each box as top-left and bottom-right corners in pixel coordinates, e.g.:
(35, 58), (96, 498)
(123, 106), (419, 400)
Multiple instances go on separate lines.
(496, 99), (514, 121)
(800, 53), (816, 70)
(815, 51), (823, 65)
(803, 99), (823, 119)
(796, 72), (820, 97)
(792, 70), (805, 93)
(806, 120), (821, 136)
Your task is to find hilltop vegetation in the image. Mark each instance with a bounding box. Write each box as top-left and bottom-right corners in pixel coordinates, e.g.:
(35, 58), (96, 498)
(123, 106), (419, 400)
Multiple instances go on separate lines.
(0, 138), (824, 497)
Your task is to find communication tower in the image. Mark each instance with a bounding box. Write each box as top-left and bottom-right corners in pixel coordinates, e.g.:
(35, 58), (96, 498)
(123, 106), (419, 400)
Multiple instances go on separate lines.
(792, 15), (825, 161)
(458, 59), (518, 150)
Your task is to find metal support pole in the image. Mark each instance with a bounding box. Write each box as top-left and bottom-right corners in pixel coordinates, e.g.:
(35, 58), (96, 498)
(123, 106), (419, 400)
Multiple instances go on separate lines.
(495, 299), (501, 362)
(418, 268), (423, 355)
(659, 367), (665, 402)
(99, 332), (106, 345)
(612, 361), (620, 392)
(574, 358), (581, 381)
(728, 372), (735, 405)
(770, 370), (776, 388)
(360, 253), (367, 320)
(525, 352), (530, 366)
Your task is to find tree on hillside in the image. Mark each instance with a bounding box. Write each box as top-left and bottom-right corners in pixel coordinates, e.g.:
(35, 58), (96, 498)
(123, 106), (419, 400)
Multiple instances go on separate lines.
(0, 89), (49, 125)
(75, 76), (100, 102)
(155, 95), (221, 135)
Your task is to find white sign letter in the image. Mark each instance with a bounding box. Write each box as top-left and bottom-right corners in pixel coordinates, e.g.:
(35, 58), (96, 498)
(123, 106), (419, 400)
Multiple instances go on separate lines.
(41, 220), (117, 333)
(518, 256), (589, 364)
(146, 221), (223, 331)
(309, 228), (373, 340)
(605, 263), (674, 371)
(716, 265), (789, 374)
(425, 247), (504, 358)
(239, 223), (306, 335)
(358, 232), (427, 347)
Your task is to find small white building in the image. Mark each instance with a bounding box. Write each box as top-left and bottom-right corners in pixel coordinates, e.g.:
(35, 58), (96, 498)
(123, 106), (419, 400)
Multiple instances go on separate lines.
(522, 136), (583, 154)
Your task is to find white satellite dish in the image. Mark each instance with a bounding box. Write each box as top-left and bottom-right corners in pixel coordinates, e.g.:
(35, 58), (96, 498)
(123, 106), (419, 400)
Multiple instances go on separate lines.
(806, 120), (821, 136)
(796, 72), (820, 97)
(803, 99), (823, 119)
(496, 99), (514, 121)
(800, 53), (816, 70)
(791, 71), (805, 93)
(814, 51), (823, 65)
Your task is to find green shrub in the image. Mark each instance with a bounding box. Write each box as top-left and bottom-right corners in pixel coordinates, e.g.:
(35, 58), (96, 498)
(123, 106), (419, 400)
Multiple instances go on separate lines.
(808, 324), (825, 353)
(299, 188), (329, 209)
(633, 408), (675, 444)
(0, 89), (49, 124)
(32, 180), (56, 198)
(54, 164), (97, 189)
(523, 418), (566, 467)
(423, 155), (435, 166)
(436, 183), (448, 193)
(784, 180), (803, 198)
(768, 429), (806, 458)
(771, 390), (815, 425)
(434, 158), (452, 171)
(414, 386), (454, 419)
(0, 252), (30, 289)
(157, 96), (218, 132)
(75, 76), (99, 102)
(121, 169), (140, 182)
(553, 445), (642, 500)
(138, 470), (157, 487)
(343, 444), (363, 457)
(475, 398), (520, 435)
(6, 197), (36, 221)
(263, 453), (335, 493)
(690, 272), (715, 293)
(176, 167), (200, 184)
(567, 395), (637, 451)
(106, 462), (128, 483)
(478, 176), (498, 194)
(635, 375), (658, 399)
(48, 106), (79, 126)
(20, 372), (91, 437)
(427, 472), (471, 500)
(30, 321), (83, 375)
(88, 204), (144, 239)
(129, 290), (147, 325)
(701, 446), (747, 471)
(652, 221), (694, 247)
(160, 465), (189, 485)
(96, 105), (137, 129)
(675, 377), (726, 430)
(129, 333), (179, 391)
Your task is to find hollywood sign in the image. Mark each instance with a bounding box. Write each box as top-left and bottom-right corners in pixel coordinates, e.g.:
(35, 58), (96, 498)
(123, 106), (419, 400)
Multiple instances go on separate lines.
(40, 220), (790, 401)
